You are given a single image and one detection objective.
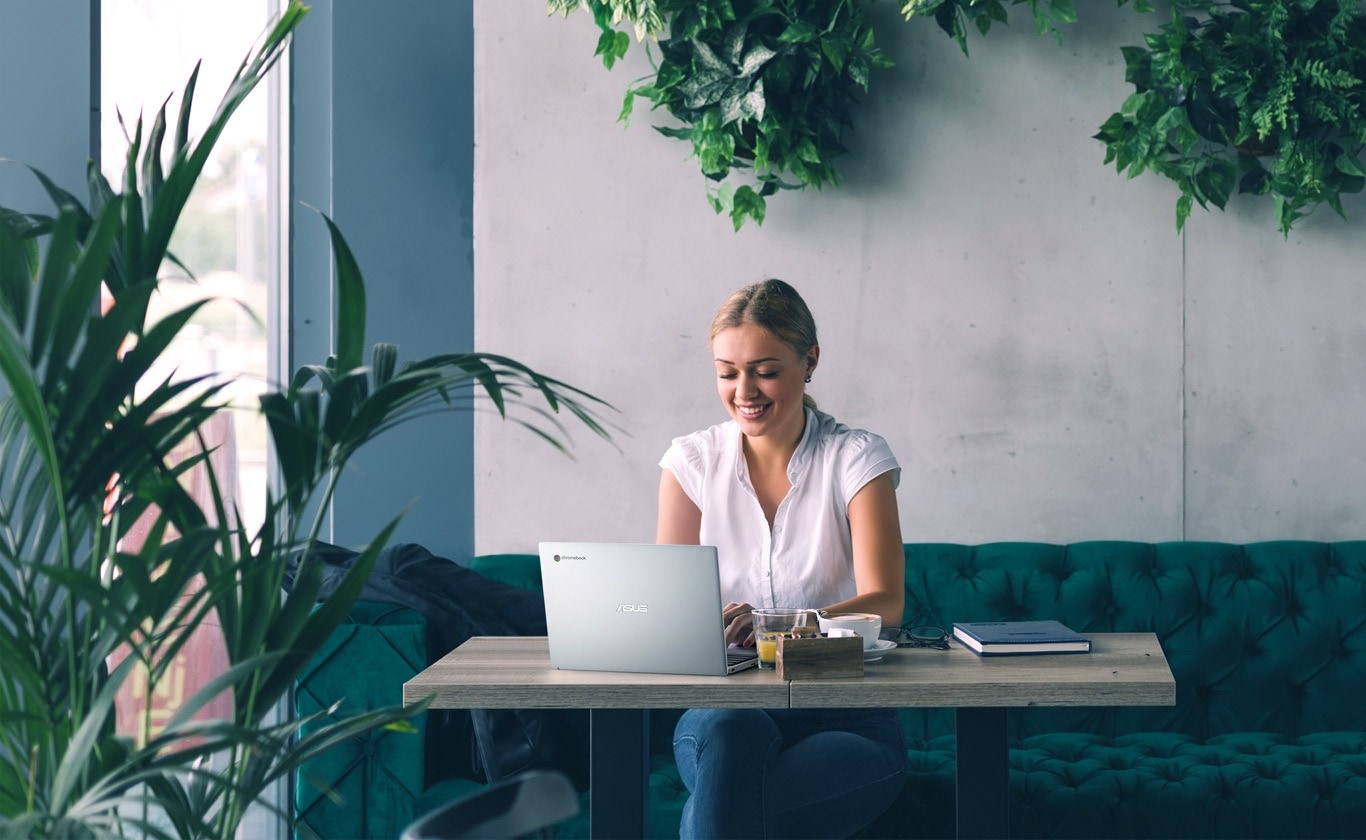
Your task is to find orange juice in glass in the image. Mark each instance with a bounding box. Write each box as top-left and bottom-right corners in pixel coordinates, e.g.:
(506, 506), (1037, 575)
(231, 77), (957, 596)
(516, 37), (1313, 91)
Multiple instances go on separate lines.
(751, 608), (809, 669)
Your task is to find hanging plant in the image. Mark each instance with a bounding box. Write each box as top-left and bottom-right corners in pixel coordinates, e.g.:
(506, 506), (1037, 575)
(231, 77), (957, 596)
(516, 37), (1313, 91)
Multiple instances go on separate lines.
(1095, 0), (1366, 235)
(550, 0), (893, 230)
(899, 0), (1153, 55)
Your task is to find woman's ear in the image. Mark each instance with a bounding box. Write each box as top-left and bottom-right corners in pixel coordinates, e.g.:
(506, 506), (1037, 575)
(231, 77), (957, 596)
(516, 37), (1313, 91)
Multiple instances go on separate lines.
(805, 344), (820, 378)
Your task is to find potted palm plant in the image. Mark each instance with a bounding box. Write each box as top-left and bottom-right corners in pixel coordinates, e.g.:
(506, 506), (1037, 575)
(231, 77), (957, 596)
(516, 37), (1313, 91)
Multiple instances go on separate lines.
(0, 3), (612, 837)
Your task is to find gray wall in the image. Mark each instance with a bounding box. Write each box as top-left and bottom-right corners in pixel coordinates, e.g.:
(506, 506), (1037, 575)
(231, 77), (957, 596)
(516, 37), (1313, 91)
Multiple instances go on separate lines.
(472, 2), (1366, 551)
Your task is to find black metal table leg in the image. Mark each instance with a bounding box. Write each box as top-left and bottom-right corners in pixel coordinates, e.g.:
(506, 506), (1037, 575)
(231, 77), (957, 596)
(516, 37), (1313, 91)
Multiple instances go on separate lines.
(588, 708), (649, 839)
(956, 707), (1008, 839)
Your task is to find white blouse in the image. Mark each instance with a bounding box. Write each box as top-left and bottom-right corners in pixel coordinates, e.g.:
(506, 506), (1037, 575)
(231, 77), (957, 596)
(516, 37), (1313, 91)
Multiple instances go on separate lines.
(659, 407), (900, 610)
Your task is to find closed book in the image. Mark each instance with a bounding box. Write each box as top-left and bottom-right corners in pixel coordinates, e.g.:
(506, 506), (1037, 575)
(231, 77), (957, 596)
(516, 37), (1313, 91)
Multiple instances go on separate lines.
(952, 620), (1091, 655)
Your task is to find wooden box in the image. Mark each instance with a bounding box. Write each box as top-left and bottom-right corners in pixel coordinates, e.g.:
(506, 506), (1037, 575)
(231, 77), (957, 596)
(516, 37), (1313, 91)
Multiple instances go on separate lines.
(775, 635), (864, 679)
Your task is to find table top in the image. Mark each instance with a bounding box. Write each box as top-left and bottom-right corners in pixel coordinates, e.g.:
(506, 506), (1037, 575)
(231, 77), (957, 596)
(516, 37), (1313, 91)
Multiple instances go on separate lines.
(404, 633), (1175, 711)
(403, 635), (790, 709)
(791, 632), (1174, 708)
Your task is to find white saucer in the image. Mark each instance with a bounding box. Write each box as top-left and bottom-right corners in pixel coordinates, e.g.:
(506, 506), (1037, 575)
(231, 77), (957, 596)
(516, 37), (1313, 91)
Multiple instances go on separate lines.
(863, 639), (897, 663)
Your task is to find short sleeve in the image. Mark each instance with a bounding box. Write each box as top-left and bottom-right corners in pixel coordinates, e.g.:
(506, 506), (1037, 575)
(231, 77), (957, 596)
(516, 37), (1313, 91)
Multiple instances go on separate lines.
(659, 435), (706, 509)
(838, 430), (900, 506)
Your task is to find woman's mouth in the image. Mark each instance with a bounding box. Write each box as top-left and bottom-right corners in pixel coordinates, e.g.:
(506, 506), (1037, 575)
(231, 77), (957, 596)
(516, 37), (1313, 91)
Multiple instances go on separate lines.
(736, 403), (769, 420)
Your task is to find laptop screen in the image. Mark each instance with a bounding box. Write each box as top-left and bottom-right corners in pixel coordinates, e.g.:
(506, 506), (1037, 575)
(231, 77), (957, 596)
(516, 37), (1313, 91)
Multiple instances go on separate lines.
(538, 542), (755, 676)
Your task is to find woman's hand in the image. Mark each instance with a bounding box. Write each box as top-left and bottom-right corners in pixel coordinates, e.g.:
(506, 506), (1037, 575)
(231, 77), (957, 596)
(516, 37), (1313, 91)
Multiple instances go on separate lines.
(722, 602), (755, 647)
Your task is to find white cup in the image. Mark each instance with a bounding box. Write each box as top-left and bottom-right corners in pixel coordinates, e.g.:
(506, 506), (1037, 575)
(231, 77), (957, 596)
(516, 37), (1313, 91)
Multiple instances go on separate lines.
(817, 611), (882, 650)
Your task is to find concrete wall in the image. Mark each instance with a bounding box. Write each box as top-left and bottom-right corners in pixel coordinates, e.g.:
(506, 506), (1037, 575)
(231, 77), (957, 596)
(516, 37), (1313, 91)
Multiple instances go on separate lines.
(473, 3), (1366, 551)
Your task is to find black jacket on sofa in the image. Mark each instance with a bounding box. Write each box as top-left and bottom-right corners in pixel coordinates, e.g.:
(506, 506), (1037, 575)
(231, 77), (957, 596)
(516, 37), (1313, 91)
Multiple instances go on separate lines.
(284, 541), (589, 790)
(286, 541), (549, 647)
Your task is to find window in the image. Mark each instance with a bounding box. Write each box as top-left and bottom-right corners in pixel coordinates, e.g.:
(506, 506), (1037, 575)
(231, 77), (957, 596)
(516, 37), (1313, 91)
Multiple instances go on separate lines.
(101, 3), (285, 836)
(101, 0), (278, 535)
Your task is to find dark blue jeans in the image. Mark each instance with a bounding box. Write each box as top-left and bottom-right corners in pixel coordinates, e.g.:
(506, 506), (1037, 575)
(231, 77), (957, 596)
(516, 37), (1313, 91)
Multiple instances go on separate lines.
(673, 707), (906, 839)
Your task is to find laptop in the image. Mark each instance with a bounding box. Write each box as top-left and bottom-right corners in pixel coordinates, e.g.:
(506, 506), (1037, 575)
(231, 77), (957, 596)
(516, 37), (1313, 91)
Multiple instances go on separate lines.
(538, 541), (759, 676)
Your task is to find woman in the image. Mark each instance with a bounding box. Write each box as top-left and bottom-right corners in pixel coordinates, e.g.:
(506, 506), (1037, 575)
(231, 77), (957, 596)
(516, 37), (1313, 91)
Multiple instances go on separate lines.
(657, 278), (907, 839)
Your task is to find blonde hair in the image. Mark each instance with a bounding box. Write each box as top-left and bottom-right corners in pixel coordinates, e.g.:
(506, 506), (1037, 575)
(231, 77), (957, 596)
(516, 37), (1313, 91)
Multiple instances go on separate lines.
(710, 278), (819, 409)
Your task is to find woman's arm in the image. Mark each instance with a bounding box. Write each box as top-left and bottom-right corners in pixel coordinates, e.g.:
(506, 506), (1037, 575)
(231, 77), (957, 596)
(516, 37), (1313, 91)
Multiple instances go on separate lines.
(820, 471), (905, 627)
(656, 469), (702, 545)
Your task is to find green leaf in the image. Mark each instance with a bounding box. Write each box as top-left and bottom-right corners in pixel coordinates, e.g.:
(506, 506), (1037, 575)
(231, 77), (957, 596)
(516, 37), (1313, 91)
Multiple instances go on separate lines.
(1194, 158), (1236, 209)
(741, 79), (766, 123)
(595, 30), (623, 69)
(848, 57), (869, 90)
(821, 38), (849, 73)
(1175, 192), (1193, 232)
(737, 44), (776, 78)
(678, 70), (733, 109)
(730, 184), (766, 230)
(1050, 0), (1078, 26)
(690, 38), (729, 76)
(1335, 152), (1366, 177)
(0, 208), (33, 324)
(710, 181), (736, 214)
(315, 211), (367, 373)
(778, 21), (818, 44)
(653, 125), (694, 140)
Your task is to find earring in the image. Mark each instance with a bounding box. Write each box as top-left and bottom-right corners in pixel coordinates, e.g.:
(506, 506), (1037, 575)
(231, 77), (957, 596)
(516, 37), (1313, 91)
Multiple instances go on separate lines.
(804, 374), (812, 383)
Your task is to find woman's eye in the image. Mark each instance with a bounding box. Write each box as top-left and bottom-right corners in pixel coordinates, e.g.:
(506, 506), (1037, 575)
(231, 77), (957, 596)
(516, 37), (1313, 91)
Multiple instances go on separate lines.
(757, 371), (780, 379)
(717, 372), (738, 380)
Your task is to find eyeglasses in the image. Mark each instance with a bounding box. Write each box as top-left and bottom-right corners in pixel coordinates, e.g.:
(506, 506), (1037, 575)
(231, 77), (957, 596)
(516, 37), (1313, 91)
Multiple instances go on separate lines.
(883, 624), (951, 650)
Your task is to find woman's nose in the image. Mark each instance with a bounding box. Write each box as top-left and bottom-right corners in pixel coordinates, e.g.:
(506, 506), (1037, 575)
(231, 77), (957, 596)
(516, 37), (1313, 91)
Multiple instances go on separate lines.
(736, 372), (759, 397)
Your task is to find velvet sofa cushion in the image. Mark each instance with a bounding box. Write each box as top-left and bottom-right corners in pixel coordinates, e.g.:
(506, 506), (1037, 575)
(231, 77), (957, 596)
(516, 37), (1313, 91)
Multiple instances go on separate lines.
(1007, 731), (1366, 839)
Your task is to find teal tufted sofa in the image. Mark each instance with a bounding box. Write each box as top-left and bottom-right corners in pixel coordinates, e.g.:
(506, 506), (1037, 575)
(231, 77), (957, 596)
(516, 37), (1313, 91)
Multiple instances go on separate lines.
(297, 541), (1366, 839)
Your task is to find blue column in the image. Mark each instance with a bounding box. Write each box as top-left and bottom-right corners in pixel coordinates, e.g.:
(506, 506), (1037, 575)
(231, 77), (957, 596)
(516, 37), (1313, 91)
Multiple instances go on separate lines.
(0, 1), (95, 208)
(0, 0), (97, 405)
(289, 0), (475, 562)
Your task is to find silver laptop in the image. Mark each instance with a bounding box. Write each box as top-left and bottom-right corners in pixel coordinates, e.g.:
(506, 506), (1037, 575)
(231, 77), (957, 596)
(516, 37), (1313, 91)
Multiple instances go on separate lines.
(538, 542), (759, 676)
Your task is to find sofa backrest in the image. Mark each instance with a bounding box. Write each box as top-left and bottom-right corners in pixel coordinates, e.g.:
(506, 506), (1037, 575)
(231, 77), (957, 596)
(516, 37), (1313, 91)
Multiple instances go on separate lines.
(901, 541), (1366, 739)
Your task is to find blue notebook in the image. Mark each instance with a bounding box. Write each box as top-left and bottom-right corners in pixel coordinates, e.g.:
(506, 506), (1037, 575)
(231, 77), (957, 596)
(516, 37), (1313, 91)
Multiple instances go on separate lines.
(952, 620), (1091, 655)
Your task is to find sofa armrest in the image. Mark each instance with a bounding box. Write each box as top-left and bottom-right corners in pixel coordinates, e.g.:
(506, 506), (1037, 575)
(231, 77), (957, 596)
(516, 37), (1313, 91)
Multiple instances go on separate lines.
(295, 600), (430, 839)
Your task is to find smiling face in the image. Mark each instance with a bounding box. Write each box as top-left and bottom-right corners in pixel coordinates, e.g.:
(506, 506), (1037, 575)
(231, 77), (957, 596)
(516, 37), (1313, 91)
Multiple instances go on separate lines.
(712, 324), (818, 446)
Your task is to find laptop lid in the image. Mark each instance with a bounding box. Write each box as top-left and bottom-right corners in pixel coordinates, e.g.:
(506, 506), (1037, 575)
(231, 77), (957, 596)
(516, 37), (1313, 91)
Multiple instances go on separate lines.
(538, 542), (757, 676)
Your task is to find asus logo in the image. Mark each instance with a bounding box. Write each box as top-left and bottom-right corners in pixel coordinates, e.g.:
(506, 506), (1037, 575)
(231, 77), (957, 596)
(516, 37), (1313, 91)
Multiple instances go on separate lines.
(616, 604), (649, 612)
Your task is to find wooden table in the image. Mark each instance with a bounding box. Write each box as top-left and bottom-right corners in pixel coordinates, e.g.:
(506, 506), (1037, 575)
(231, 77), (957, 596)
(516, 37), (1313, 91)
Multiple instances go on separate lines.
(404, 633), (1174, 839)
